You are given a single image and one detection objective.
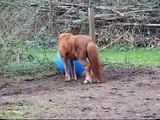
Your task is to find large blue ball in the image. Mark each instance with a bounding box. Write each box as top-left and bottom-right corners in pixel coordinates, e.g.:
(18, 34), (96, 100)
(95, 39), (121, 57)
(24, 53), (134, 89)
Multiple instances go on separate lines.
(55, 52), (85, 76)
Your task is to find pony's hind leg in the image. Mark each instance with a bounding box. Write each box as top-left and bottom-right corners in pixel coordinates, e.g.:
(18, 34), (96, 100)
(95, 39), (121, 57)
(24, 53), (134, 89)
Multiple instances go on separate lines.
(79, 59), (92, 84)
(62, 58), (71, 82)
(71, 61), (77, 80)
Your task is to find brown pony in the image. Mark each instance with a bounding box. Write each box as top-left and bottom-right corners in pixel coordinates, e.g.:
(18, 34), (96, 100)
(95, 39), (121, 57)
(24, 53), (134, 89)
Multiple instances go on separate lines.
(57, 33), (103, 84)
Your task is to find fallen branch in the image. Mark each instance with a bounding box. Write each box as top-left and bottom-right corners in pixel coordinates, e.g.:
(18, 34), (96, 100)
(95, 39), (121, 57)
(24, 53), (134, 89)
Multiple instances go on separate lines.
(123, 9), (160, 15)
(55, 1), (88, 8)
(95, 6), (125, 17)
(101, 30), (130, 51)
(113, 23), (160, 27)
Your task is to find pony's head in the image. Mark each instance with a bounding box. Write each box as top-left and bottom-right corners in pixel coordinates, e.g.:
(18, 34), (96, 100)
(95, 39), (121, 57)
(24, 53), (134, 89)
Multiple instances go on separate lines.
(57, 33), (73, 41)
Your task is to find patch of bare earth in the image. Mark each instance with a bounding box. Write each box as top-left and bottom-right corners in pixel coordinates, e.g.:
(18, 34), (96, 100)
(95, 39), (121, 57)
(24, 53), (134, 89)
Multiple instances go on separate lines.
(0, 68), (160, 119)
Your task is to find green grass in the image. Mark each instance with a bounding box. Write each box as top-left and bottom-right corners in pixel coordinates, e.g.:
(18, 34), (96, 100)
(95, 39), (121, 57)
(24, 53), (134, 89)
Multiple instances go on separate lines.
(99, 47), (160, 67)
(9, 47), (160, 70)
(24, 47), (57, 62)
(24, 46), (160, 67)
(25, 46), (160, 67)
(1, 45), (160, 81)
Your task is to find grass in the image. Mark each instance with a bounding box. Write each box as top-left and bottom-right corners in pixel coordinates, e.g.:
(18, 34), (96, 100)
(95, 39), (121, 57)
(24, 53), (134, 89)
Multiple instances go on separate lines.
(24, 47), (57, 62)
(0, 45), (58, 82)
(99, 47), (160, 67)
(24, 46), (160, 67)
(1, 44), (160, 82)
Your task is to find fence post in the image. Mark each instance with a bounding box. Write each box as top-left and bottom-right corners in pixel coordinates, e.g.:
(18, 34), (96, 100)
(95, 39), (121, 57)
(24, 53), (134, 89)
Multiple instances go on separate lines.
(88, 0), (95, 43)
(49, 0), (53, 34)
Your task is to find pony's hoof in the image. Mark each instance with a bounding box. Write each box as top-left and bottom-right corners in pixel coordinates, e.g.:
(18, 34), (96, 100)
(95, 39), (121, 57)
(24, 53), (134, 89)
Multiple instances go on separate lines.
(96, 80), (101, 83)
(74, 76), (77, 80)
(65, 77), (71, 82)
(84, 79), (92, 84)
(65, 80), (70, 82)
(84, 80), (88, 84)
(72, 77), (77, 81)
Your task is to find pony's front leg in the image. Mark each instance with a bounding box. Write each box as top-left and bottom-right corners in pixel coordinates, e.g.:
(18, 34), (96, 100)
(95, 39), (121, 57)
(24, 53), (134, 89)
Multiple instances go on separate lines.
(71, 61), (77, 80)
(79, 59), (92, 84)
(62, 58), (71, 82)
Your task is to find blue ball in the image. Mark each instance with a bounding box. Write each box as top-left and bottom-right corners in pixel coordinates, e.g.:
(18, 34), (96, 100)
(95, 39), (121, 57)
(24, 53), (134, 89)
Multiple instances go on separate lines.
(55, 52), (85, 76)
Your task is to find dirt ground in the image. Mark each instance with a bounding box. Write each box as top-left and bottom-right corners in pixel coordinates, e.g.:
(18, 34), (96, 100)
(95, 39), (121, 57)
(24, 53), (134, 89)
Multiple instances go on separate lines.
(0, 67), (160, 119)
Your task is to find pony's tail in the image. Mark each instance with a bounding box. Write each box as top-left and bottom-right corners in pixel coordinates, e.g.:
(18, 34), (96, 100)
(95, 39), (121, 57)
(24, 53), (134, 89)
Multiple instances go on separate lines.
(87, 42), (103, 82)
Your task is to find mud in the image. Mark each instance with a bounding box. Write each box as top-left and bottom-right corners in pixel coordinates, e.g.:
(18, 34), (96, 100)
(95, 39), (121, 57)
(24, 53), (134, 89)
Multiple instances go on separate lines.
(0, 68), (160, 119)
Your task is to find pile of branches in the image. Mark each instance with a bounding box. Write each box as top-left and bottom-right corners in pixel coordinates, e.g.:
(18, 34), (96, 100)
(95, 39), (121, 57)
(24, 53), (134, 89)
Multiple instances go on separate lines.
(46, 0), (160, 47)
(54, 0), (160, 25)
(53, 0), (160, 47)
